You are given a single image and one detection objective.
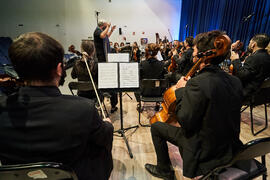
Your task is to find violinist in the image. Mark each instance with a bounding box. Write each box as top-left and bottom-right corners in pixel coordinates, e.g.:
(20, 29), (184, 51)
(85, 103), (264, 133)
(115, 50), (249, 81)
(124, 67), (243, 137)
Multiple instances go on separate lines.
(0, 32), (114, 180)
(173, 36), (194, 77)
(230, 34), (270, 100)
(131, 42), (141, 62)
(113, 42), (120, 53)
(71, 40), (99, 99)
(145, 30), (243, 179)
(166, 37), (194, 84)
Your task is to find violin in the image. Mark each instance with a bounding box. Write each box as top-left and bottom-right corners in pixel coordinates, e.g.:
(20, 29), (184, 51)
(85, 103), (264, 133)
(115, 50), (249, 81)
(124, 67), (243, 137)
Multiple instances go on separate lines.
(133, 48), (138, 61)
(229, 40), (243, 74)
(68, 45), (82, 56)
(168, 55), (177, 72)
(168, 43), (180, 72)
(150, 35), (231, 125)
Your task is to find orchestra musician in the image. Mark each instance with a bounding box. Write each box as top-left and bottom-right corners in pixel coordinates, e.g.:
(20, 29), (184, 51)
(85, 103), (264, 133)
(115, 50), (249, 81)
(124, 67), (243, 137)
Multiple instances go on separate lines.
(165, 36), (194, 84)
(0, 32), (114, 180)
(71, 40), (99, 100)
(173, 36), (194, 77)
(145, 30), (243, 179)
(93, 19), (118, 113)
(134, 43), (166, 109)
(113, 42), (120, 53)
(131, 41), (141, 62)
(230, 34), (270, 100)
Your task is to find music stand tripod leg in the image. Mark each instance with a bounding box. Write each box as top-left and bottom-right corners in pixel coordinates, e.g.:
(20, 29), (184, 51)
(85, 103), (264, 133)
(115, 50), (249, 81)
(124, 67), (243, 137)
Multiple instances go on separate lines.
(123, 92), (133, 100)
(114, 91), (138, 158)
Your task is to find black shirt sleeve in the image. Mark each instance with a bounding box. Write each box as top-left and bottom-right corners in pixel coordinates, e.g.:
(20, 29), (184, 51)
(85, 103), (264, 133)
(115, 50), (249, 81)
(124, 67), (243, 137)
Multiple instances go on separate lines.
(232, 56), (256, 82)
(88, 105), (114, 150)
(94, 28), (103, 39)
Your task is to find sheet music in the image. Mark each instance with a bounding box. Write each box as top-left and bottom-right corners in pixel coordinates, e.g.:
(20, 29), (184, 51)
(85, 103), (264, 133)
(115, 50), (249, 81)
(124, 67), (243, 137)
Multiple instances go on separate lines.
(108, 53), (129, 62)
(157, 51), (163, 61)
(119, 63), (139, 88)
(98, 63), (118, 89)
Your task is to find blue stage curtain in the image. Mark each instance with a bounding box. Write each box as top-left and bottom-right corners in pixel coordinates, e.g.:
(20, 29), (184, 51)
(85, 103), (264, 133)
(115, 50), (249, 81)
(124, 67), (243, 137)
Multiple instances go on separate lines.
(179, 0), (270, 47)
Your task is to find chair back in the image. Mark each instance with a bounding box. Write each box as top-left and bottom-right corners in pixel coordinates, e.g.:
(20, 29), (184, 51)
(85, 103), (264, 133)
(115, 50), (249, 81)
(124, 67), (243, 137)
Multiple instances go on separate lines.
(141, 79), (168, 97)
(68, 81), (94, 95)
(200, 137), (270, 180)
(251, 78), (270, 106)
(233, 137), (270, 162)
(0, 162), (78, 180)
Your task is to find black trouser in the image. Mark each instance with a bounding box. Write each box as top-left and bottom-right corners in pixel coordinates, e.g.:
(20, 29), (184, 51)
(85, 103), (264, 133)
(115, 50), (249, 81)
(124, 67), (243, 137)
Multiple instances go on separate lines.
(109, 91), (118, 108)
(151, 122), (184, 171)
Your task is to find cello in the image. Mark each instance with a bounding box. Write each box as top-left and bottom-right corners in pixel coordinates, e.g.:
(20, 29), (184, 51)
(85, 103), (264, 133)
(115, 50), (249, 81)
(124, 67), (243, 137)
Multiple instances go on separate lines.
(150, 35), (231, 125)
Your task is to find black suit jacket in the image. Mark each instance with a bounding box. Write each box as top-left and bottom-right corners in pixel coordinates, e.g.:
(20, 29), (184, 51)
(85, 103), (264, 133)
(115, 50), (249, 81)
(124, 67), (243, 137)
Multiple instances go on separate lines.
(0, 86), (113, 180)
(175, 48), (194, 76)
(175, 65), (243, 177)
(232, 49), (270, 98)
(140, 57), (166, 80)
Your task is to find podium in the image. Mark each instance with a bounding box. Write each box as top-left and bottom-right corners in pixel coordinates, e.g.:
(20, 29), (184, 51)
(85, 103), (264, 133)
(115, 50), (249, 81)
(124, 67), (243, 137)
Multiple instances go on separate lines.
(98, 61), (139, 158)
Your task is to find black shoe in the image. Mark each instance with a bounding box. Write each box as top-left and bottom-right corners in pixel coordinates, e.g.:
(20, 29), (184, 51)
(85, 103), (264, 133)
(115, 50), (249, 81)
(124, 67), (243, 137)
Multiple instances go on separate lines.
(145, 164), (175, 180)
(111, 107), (118, 113)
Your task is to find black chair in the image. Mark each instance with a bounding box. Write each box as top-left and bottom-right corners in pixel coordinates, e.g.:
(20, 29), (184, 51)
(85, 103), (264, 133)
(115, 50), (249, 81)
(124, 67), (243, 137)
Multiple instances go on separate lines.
(68, 81), (109, 117)
(0, 162), (78, 180)
(137, 79), (168, 127)
(241, 78), (270, 136)
(200, 137), (270, 180)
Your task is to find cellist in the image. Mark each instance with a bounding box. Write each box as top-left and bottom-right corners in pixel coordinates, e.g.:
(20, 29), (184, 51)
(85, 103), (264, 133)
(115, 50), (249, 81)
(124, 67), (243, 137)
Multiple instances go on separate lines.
(145, 30), (243, 179)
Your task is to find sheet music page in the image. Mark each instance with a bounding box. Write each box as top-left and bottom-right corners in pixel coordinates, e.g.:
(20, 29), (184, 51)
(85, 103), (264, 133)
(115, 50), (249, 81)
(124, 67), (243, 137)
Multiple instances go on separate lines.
(108, 53), (129, 62)
(157, 50), (163, 61)
(98, 63), (118, 89)
(119, 63), (139, 88)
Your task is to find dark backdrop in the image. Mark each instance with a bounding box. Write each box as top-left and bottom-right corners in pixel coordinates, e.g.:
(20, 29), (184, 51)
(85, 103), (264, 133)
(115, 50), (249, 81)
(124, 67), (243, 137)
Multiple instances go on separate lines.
(179, 0), (270, 48)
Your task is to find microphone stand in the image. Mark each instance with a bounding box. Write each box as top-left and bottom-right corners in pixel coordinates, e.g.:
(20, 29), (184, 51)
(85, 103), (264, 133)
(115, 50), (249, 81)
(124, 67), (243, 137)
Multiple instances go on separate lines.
(185, 24), (189, 38)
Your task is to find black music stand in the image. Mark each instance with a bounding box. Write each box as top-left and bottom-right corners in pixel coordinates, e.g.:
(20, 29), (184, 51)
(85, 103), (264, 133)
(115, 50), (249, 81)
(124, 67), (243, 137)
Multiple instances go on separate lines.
(114, 90), (139, 158)
(98, 62), (139, 158)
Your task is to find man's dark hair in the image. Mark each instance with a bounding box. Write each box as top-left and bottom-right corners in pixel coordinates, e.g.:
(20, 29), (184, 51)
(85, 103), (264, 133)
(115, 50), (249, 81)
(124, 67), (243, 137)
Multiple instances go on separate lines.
(185, 36), (194, 47)
(251, 33), (270, 49)
(194, 30), (227, 64)
(9, 32), (64, 82)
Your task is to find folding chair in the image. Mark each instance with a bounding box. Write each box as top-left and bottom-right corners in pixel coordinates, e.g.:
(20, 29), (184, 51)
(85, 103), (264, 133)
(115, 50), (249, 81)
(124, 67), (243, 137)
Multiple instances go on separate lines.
(138, 79), (168, 127)
(68, 81), (108, 117)
(200, 137), (270, 180)
(0, 162), (78, 180)
(241, 78), (270, 135)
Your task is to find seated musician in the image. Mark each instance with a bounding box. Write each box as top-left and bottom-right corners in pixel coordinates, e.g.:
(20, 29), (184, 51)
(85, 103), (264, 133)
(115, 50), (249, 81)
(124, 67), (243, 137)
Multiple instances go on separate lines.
(231, 34), (270, 100)
(113, 42), (120, 53)
(131, 41), (141, 62)
(134, 43), (166, 106)
(166, 37), (194, 84)
(173, 36), (194, 78)
(71, 40), (99, 100)
(145, 30), (243, 179)
(0, 32), (114, 180)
